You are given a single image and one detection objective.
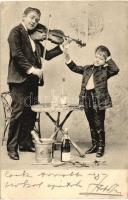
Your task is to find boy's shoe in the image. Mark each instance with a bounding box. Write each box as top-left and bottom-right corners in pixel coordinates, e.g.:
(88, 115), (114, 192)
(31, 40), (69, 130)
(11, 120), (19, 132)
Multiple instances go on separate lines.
(85, 145), (97, 154)
(96, 146), (104, 157)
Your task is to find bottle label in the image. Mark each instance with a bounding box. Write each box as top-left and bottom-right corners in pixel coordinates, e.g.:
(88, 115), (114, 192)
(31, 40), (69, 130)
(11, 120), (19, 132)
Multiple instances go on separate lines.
(62, 152), (71, 161)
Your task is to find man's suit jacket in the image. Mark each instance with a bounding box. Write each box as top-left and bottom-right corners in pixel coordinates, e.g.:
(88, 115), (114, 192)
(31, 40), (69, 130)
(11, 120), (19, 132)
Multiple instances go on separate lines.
(67, 59), (119, 110)
(7, 23), (62, 85)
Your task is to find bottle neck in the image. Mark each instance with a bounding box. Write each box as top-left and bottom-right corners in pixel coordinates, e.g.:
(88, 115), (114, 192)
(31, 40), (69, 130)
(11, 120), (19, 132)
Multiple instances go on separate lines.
(64, 134), (68, 140)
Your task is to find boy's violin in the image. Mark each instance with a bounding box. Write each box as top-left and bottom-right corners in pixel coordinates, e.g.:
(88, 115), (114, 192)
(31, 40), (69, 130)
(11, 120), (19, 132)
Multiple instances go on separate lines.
(30, 23), (86, 48)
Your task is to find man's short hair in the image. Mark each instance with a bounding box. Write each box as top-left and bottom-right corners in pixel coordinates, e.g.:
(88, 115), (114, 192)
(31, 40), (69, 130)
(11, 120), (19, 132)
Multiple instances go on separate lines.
(34, 23), (47, 32)
(23, 7), (41, 17)
(29, 23), (47, 34)
(95, 45), (111, 59)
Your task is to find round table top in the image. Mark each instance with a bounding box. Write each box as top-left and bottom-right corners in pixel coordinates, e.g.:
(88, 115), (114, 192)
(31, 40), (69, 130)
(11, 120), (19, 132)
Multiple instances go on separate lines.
(31, 103), (84, 113)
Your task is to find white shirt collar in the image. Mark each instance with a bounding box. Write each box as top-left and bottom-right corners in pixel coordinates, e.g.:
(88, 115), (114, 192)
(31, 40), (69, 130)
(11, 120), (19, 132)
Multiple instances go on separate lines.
(21, 22), (36, 52)
(21, 22), (27, 31)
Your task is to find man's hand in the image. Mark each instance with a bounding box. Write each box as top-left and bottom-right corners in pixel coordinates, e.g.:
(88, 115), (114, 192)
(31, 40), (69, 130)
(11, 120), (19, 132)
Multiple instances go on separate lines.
(32, 68), (43, 79)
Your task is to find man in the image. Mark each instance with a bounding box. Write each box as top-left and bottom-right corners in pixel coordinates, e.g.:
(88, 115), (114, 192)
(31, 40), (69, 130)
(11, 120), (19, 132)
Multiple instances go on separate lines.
(7, 7), (63, 160)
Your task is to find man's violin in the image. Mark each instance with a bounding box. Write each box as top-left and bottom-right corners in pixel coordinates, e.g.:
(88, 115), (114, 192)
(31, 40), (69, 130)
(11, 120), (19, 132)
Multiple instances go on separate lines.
(30, 23), (86, 48)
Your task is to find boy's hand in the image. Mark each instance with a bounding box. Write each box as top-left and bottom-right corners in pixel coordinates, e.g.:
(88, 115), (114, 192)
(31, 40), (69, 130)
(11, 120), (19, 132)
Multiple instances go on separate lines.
(103, 56), (112, 67)
(106, 56), (112, 62)
(63, 48), (71, 63)
(62, 37), (72, 49)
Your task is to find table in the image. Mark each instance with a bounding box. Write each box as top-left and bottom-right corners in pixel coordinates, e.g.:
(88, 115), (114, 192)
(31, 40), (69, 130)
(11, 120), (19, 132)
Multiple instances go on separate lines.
(31, 103), (85, 157)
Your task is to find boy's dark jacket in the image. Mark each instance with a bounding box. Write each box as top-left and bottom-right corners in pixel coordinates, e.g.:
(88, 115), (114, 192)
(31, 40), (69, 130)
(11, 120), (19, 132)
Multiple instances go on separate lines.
(67, 59), (119, 110)
(7, 23), (62, 85)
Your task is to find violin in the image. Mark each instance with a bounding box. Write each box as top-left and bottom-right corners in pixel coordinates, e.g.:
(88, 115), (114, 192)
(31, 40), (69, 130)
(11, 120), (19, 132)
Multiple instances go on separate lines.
(30, 23), (86, 48)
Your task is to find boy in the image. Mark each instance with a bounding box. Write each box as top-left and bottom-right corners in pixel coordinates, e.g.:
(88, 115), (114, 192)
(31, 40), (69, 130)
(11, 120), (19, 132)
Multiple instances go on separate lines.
(64, 46), (119, 157)
(7, 7), (63, 160)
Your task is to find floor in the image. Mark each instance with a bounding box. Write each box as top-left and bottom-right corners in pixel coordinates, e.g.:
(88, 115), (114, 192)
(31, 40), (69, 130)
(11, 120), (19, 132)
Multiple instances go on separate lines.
(1, 141), (127, 169)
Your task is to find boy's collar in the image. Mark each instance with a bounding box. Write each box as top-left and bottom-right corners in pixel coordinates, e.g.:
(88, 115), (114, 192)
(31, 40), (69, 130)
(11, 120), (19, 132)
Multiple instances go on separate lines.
(93, 63), (108, 68)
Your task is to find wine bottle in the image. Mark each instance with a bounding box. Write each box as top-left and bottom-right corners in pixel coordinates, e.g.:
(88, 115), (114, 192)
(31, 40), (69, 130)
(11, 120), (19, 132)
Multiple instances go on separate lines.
(60, 77), (67, 105)
(31, 130), (41, 143)
(61, 128), (71, 162)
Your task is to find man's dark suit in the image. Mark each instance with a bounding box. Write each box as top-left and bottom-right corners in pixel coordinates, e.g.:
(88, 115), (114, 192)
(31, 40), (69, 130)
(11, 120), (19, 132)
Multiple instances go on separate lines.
(7, 23), (62, 152)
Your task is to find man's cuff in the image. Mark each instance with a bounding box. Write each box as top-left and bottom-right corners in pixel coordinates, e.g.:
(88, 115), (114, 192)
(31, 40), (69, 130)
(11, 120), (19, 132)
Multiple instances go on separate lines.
(65, 59), (72, 64)
(106, 56), (112, 62)
(60, 44), (70, 51)
(59, 45), (64, 51)
(27, 66), (35, 74)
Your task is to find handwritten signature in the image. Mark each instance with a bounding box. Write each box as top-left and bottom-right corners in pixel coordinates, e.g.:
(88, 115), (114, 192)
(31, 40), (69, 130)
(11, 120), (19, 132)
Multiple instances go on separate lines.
(86, 173), (122, 196)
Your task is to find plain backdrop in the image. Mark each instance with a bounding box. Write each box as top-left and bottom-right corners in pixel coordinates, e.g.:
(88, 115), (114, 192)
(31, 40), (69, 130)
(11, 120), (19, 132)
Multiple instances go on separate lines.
(0, 1), (128, 147)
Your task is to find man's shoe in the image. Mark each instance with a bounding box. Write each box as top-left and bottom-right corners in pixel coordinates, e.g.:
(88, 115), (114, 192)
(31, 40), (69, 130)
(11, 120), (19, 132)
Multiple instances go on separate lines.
(96, 147), (104, 157)
(85, 145), (97, 154)
(8, 151), (19, 160)
(19, 146), (35, 152)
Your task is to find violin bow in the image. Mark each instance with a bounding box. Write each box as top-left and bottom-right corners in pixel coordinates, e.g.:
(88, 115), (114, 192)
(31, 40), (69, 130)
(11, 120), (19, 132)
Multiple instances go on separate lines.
(42, 14), (52, 60)
(39, 14), (52, 84)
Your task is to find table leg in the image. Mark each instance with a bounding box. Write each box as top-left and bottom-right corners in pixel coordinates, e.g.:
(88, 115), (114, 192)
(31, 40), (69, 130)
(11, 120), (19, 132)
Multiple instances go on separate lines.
(59, 128), (85, 157)
(48, 110), (73, 139)
(45, 112), (56, 124)
(45, 112), (60, 141)
(50, 126), (85, 157)
(45, 111), (85, 157)
(54, 112), (60, 140)
(59, 110), (73, 129)
(45, 112), (60, 139)
(68, 136), (85, 157)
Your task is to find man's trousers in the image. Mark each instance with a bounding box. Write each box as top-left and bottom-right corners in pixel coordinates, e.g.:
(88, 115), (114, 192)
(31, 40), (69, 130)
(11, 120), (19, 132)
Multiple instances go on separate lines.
(7, 80), (38, 152)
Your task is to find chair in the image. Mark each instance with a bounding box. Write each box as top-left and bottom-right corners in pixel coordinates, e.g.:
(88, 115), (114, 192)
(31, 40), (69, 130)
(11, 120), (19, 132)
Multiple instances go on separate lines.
(1, 91), (41, 145)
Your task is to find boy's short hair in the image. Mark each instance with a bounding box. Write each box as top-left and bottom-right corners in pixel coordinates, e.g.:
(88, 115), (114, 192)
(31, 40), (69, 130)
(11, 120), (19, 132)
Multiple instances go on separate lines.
(23, 7), (41, 17)
(95, 45), (111, 59)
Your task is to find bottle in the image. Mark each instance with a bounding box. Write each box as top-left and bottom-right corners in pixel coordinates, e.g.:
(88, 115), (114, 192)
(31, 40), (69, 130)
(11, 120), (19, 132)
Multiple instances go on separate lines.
(61, 128), (71, 162)
(60, 94), (67, 105)
(31, 130), (41, 143)
(60, 77), (67, 105)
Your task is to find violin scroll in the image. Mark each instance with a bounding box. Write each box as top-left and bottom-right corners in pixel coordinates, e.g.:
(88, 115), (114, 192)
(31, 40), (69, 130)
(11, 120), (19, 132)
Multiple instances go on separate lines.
(66, 37), (86, 48)
(75, 39), (86, 48)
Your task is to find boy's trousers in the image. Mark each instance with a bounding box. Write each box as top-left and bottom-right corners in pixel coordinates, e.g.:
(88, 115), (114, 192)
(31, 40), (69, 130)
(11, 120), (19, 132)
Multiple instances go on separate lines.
(84, 89), (106, 147)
